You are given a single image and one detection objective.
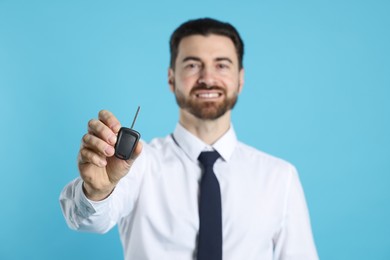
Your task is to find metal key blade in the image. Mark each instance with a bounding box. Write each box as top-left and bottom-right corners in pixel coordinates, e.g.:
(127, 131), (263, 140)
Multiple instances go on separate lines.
(130, 106), (141, 129)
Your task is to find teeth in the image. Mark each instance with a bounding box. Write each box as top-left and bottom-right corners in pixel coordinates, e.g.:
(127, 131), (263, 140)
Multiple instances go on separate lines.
(197, 93), (220, 98)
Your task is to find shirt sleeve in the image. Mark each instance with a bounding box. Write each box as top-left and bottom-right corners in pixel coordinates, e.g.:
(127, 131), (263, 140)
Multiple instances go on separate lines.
(273, 166), (319, 260)
(59, 148), (146, 234)
(59, 177), (117, 233)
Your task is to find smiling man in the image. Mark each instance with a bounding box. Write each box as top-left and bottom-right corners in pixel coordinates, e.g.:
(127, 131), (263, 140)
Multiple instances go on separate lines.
(169, 33), (244, 145)
(60, 18), (318, 260)
(171, 34), (243, 122)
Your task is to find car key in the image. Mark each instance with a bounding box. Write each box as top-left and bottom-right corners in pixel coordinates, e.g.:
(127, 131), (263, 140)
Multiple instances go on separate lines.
(114, 106), (141, 160)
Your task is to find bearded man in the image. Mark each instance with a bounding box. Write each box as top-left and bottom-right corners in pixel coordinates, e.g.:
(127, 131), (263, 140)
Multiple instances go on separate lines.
(60, 18), (318, 260)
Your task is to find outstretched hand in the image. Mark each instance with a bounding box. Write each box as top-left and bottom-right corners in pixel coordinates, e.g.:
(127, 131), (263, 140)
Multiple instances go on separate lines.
(78, 110), (142, 201)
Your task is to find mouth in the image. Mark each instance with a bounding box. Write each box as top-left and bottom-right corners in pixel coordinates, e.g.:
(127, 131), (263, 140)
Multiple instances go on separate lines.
(193, 89), (224, 100)
(196, 92), (221, 99)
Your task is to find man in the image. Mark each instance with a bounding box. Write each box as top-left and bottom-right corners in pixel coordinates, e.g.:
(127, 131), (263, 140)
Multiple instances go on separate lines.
(60, 18), (318, 259)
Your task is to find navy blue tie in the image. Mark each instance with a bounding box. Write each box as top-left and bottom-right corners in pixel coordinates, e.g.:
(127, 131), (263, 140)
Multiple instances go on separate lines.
(197, 151), (222, 260)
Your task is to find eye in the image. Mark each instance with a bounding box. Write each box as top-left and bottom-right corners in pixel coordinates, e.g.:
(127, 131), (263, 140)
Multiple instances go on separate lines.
(185, 63), (200, 69)
(217, 63), (230, 70)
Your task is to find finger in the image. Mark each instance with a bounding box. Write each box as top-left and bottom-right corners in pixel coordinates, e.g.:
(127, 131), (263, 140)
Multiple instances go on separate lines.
(128, 141), (143, 161)
(98, 110), (121, 133)
(133, 141), (143, 158)
(78, 147), (107, 167)
(88, 119), (118, 146)
(82, 133), (115, 157)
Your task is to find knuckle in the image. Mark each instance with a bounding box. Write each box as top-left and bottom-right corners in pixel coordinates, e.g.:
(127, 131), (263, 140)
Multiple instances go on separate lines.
(82, 133), (90, 143)
(98, 110), (110, 119)
(98, 110), (106, 117)
(79, 148), (101, 165)
(92, 153), (100, 161)
(89, 120), (104, 134)
(80, 148), (88, 157)
(88, 119), (97, 130)
(82, 134), (104, 152)
(99, 110), (118, 129)
(79, 148), (88, 162)
(92, 153), (103, 165)
(88, 119), (94, 127)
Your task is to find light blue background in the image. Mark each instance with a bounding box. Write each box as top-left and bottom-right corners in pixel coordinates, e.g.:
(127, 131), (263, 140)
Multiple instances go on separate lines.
(1, 0), (389, 259)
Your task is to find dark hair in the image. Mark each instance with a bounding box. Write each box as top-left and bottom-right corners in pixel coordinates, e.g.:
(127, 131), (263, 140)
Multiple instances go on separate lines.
(169, 18), (244, 69)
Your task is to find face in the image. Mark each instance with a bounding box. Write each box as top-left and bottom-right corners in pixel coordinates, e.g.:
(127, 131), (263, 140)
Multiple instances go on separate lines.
(169, 34), (244, 120)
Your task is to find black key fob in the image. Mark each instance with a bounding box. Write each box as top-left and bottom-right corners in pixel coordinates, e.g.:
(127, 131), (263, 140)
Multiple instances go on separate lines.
(114, 127), (140, 160)
(114, 106), (141, 160)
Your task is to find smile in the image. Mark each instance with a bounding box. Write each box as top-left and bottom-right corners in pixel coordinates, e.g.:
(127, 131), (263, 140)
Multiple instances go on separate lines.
(196, 92), (221, 98)
(193, 88), (224, 99)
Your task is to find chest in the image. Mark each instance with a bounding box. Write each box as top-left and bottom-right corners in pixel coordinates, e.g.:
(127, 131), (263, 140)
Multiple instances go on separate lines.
(129, 159), (285, 250)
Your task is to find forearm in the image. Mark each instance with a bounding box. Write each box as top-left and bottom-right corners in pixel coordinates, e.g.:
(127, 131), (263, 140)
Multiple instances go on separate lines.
(60, 144), (145, 234)
(59, 178), (116, 234)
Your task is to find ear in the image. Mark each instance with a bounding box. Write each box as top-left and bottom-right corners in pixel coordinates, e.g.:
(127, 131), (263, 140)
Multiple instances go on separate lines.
(238, 68), (245, 93)
(168, 68), (175, 92)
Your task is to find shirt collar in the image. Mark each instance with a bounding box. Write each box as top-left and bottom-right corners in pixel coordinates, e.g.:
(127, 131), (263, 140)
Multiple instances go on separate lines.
(172, 123), (237, 163)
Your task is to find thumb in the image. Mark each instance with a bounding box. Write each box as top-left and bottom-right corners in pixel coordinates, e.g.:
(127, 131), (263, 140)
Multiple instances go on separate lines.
(128, 141), (143, 162)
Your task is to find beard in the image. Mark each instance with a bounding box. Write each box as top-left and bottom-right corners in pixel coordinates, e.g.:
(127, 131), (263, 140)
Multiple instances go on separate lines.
(174, 84), (239, 120)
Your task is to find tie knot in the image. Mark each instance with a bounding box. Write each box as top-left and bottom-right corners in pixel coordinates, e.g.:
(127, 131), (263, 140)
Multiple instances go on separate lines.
(198, 151), (220, 168)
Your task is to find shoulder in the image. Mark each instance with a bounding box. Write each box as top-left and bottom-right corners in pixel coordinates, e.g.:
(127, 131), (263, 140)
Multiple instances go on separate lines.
(234, 141), (298, 176)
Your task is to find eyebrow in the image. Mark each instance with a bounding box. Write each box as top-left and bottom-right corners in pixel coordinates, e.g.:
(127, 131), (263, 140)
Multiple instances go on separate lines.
(182, 56), (202, 63)
(215, 57), (233, 64)
(181, 56), (233, 64)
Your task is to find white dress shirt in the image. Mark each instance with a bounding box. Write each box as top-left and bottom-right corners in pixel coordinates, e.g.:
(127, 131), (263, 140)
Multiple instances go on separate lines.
(60, 124), (318, 260)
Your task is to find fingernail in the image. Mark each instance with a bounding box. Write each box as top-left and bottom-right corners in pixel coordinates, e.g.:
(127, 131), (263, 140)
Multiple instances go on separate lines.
(112, 124), (121, 133)
(105, 146), (115, 156)
(109, 135), (117, 145)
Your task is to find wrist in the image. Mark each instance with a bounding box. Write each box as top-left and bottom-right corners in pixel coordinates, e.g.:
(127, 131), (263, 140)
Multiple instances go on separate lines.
(82, 181), (115, 201)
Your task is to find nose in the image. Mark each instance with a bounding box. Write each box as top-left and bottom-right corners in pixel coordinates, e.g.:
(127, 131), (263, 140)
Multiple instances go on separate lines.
(197, 67), (217, 87)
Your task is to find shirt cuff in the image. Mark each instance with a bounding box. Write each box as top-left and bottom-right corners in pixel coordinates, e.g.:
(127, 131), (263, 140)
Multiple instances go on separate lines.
(73, 178), (112, 217)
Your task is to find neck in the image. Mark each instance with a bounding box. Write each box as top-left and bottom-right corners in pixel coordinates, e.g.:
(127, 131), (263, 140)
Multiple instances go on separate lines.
(179, 109), (231, 145)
